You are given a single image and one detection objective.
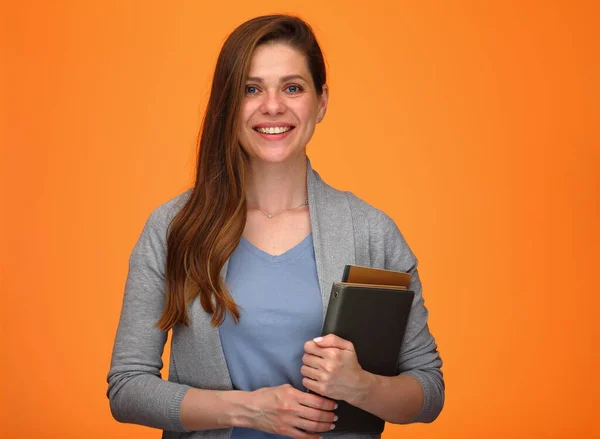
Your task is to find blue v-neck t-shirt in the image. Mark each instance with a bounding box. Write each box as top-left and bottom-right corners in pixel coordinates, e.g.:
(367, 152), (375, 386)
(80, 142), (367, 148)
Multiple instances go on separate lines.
(218, 233), (323, 439)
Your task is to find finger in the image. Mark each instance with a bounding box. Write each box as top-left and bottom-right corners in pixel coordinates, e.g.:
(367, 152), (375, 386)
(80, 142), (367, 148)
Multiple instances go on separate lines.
(304, 341), (327, 357)
(305, 344), (347, 366)
(313, 334), (354, 350)
(302, 352), (325, 368)
(302, 377), (325, 396)
(299, 392), (337, 411)
(300, 364), (323, 381)
(292, 417), (336, 434)
(296, 403), (338, 424)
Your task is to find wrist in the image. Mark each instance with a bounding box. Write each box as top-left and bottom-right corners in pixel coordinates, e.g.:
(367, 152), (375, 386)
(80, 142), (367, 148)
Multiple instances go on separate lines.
(222, 390), (256, 429)
(180, 388), (253, 431)
(348, 370), (377, 408)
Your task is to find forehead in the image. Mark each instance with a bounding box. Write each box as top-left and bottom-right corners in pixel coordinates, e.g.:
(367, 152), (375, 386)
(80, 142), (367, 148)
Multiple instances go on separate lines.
(247, 43), (310, 79)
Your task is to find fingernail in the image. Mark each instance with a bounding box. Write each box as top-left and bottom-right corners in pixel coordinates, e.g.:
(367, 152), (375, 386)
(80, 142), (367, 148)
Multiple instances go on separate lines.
(313, 336), (323, 342)
(334, 403), (339, 409)
(333, 415), (338, 422)
(330, 424), (336, 430)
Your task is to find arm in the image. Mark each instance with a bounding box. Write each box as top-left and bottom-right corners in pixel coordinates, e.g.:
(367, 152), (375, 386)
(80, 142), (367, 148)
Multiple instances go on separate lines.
(381, 215), (445, 423)
(180, 385), (337, 435)
(301, 209), (444, 424)
(350, 371), (424, 424)
(107, 202), (337, 435)
(106, 204), (193, 431)
(302, 336), (424, 424)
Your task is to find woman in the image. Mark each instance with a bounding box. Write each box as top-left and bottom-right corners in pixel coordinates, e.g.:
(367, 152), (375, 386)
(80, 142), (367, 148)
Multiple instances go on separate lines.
(107, 14), (444, 439)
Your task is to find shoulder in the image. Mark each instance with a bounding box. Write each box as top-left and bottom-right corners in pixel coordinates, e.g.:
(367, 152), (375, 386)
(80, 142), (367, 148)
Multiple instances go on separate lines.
(349, 193), (416, 268)
(149, 189), (192, 226)
(312, 170), (398, 238)
(344, 189), (397, 237)
(314, 172), (416, 271)
(143, 189), (192, 236)
(346, 191), (397, 233)
(130, 190), (192, 263)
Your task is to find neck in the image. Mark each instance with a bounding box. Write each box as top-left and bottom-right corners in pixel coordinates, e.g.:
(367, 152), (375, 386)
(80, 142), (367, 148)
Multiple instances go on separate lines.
(245, 156), (308, 213)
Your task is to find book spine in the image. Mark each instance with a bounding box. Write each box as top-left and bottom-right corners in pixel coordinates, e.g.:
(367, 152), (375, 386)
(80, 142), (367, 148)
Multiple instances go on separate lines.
(321, 283), (343, 336)
(341, 265), (351, 282)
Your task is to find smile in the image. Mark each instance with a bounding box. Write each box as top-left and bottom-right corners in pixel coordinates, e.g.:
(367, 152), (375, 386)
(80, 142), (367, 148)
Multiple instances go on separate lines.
(253, 126), (294, 134)
(252, 126), (295, 141)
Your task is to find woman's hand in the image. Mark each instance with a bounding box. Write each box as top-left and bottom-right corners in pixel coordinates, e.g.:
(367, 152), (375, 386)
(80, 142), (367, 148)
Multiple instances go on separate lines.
(244, 384), (337, 439)
(301, 334), (372, 405)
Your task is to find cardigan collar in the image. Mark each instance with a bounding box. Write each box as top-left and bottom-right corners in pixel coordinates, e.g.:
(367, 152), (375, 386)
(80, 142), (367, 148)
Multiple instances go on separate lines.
(306, 157), (357, 318)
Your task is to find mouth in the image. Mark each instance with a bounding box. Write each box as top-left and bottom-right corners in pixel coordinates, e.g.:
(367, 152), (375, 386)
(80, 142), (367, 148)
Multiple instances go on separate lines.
(252, 126), (295, 135)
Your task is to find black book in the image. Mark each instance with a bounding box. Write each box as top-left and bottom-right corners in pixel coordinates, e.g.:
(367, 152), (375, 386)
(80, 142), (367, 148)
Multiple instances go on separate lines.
(315, 265), (415, 434)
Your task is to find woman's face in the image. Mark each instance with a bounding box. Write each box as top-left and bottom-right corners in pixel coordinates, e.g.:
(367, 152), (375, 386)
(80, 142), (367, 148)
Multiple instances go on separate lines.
(237, 42), (328, 165)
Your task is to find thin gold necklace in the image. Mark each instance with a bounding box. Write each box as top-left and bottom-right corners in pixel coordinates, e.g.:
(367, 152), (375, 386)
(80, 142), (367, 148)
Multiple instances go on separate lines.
(255, 199), (309, 219)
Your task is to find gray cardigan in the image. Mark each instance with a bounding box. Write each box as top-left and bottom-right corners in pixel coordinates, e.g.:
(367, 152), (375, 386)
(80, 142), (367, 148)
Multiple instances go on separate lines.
(107, 159), (444, 438)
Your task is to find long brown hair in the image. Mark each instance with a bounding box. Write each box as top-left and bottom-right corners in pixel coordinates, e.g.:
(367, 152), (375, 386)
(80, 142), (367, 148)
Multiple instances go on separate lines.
(157, 15), (327, 330)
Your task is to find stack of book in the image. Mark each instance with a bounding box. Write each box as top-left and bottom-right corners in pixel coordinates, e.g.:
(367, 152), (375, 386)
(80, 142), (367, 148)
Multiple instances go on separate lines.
(316, 265), (415, 433)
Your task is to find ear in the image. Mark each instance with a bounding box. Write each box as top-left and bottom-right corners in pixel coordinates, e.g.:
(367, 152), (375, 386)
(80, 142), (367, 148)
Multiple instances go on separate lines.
(317, 84), (329, 123)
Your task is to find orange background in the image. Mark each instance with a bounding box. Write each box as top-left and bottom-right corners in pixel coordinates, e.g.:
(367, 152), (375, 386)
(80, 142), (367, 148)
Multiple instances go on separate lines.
(2, 1), (599, 438)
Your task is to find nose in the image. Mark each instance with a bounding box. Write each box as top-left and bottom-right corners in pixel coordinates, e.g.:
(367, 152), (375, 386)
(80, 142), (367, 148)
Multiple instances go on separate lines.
(259, 90), (286, 116)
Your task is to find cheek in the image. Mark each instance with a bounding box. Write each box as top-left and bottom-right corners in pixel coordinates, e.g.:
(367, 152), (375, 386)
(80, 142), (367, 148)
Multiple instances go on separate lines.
(237, 114), (254, 144)
(299, 105), (319, 128)
(238, 102), (256, 128)
(298, 99), (320, 122)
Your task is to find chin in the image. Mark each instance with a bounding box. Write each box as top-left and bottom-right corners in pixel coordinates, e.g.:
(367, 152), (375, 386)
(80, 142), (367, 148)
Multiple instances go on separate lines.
(246, 145), (305, 166)
(253, 152), (296, 165)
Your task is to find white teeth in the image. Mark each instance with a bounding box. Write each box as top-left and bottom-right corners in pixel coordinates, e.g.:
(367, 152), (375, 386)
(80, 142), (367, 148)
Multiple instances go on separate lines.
(255, 126), (292, 134)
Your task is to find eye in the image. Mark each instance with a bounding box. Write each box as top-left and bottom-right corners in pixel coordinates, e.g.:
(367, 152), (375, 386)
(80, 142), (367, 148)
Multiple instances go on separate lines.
(286, 84), (303, 94)
(245, 85), (259, 94)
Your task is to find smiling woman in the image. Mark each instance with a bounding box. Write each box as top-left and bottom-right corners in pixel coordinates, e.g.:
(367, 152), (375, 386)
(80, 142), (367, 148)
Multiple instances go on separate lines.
(107, 14), (444, 439)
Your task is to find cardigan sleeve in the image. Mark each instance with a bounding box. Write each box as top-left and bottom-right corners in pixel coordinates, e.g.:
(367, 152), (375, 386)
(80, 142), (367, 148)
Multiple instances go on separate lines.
(376, 211), (445, 423)
(106, 204), (191, 432)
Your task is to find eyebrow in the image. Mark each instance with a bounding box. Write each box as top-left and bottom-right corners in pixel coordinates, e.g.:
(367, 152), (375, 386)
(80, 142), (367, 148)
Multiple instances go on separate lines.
(246, 74), (309, 83)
